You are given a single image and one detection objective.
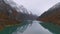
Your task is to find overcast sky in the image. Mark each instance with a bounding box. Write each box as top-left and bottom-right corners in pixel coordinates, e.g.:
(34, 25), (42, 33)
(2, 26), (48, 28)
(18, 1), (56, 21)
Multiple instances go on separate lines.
(13, 0), (60, 16)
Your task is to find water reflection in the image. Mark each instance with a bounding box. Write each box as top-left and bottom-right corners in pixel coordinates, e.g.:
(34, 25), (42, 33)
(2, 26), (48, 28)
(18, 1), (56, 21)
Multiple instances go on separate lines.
(40, 22), (60, 34)
(12, 20), (33, 34)
(12, 20), (53, 34)
(0, 20), (60, 34)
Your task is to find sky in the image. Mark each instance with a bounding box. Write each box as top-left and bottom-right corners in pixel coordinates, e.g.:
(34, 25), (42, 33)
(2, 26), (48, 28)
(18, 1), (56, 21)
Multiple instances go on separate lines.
(13, 0), (60, 16)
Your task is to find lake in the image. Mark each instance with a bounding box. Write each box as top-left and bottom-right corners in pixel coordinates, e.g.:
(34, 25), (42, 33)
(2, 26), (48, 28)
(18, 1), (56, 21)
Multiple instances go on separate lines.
(0, 20), (60, 34)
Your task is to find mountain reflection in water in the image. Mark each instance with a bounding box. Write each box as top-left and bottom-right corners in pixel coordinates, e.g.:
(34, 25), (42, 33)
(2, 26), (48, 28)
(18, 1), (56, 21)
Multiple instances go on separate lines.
(12, 20), (52, 34)
(1, 20), (60, 34)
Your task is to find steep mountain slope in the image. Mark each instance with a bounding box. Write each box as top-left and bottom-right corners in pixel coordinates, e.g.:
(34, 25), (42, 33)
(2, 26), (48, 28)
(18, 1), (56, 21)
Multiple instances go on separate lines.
(0, 0), (38, 30)
(37, 2), (60, 25)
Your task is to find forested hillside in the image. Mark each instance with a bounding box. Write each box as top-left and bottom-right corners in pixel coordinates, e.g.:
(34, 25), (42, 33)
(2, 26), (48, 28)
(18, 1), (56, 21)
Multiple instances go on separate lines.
(37, 2), (60, 25)
(0, 0), (38, 30)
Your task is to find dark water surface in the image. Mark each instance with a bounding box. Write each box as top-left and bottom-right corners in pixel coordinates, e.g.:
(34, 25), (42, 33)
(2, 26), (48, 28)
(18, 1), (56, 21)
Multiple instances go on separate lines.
(0, 20), (60, 34)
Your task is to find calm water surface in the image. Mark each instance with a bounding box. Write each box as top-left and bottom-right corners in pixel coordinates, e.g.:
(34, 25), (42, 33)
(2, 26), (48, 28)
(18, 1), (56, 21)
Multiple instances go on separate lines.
(0, 20), (60, 34)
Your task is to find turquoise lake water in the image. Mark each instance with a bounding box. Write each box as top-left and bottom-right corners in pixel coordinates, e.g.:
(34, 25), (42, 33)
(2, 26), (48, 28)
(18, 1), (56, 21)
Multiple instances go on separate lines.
(0, 20), (60, 34)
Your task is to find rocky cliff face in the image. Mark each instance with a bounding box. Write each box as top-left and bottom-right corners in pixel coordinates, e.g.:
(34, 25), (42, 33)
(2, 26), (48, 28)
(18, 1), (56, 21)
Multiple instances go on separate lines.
(37, 2), (60, 25)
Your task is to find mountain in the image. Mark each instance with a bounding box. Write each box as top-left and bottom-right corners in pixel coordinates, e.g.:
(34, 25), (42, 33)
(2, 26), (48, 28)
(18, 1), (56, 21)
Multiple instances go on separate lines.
(37, 2), (60, 25)
(15, 4), (38, 20)
(0, 0), (38, 30)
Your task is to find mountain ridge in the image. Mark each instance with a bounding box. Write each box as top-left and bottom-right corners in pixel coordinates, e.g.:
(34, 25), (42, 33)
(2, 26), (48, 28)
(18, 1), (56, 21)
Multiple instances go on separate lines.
(37, 2), (60, 25)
